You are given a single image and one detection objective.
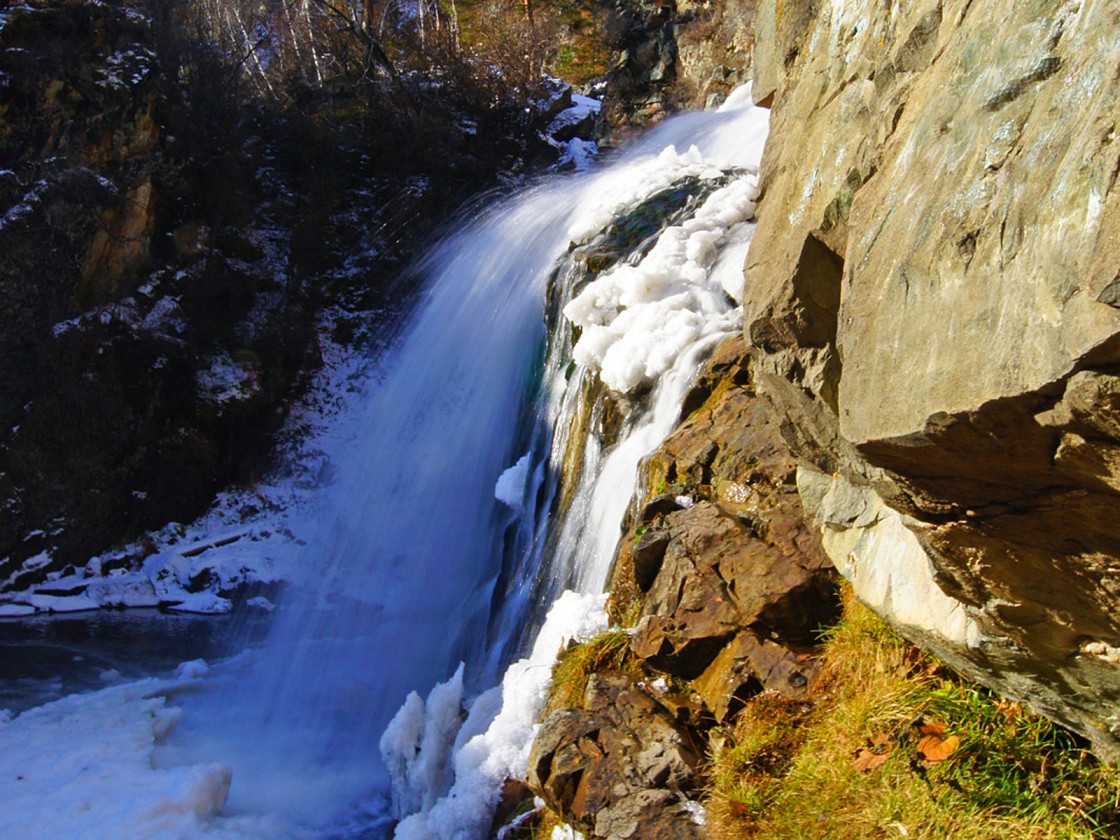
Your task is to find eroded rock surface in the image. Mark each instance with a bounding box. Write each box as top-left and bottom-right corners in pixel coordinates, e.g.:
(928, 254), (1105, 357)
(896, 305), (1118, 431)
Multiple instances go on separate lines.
(528, 672), (704, 840)
(618, 337), (838, 719)
(744, 0), (1120, 753)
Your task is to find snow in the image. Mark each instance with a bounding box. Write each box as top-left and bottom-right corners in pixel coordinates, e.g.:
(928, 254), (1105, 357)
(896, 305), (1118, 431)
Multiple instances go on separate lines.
(385, 591), (607, 839)
(494, 453), (531, 509)
(0, 315), (379, 617)
(98, 48), (155, 90)
(551, 825), (585, 840)
(0, 678), (239, 839)
(196, 353), (260, 405)
(563, 173), (758, 393)
(165, 591), (234, 615)
(546, 94), (600, 136)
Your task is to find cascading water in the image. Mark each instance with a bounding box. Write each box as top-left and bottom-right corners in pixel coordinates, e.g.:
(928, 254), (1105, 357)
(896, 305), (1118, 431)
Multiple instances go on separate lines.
(0, 88), (768, 840)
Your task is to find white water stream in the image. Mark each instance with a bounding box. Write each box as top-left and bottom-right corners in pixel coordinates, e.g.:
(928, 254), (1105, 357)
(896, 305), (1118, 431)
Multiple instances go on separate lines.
(0, 89), (768, 840)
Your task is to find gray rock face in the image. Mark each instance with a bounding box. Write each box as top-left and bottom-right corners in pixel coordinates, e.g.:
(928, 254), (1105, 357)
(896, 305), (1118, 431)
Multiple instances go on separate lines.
(744, 0), (1120, 753)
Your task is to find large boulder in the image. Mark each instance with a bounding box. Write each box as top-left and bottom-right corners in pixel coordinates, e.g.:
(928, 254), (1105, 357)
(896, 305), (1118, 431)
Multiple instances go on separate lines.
(743, 0), (1120, 753)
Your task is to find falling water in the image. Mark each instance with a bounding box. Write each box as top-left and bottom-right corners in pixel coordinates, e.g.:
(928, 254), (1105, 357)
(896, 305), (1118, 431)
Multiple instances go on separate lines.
(113, 89), (768, 838)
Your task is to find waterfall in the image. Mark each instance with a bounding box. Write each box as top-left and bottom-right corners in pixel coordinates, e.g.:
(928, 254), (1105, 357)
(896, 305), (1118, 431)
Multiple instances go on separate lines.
(0, 88), (769, 840)
(377, 89), (770, 837)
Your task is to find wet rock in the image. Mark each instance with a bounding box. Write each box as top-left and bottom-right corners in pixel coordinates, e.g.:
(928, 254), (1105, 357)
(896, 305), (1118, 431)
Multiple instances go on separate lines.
(528, 672), (703, 840)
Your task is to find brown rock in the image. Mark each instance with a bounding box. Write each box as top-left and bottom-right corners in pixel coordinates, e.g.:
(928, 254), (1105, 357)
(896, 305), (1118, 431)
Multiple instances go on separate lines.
(528, 673), (704, 840)
(632, 527), (671, 591)
(613, 339), (839, 720)
(692, 631), (818, 721)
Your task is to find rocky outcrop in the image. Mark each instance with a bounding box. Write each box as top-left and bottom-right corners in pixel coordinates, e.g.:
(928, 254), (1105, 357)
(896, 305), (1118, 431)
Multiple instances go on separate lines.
(743, 0), (1120, 754)
(617, 338), (839, 715)
(597, 0), (756, 135)
(528, 672), (705, 840)
(529, 337), (840, 837)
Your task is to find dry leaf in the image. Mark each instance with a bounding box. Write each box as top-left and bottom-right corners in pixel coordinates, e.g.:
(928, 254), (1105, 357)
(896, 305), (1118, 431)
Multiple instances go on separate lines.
(917, 733), (960, 763)
(854, 748), (891, 771)
(853, 733), (894, 771)
(917, 720), (946, 737)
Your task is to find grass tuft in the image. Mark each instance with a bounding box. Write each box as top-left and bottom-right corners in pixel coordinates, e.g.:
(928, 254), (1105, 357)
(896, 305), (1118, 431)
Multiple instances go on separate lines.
(545, 628), (637, 714)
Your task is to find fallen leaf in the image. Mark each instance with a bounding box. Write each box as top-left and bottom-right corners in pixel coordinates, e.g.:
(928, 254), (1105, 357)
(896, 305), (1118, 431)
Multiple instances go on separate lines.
(917, 720), (946, 737)
(853, 733), (894, 771)
(917, 732), (960, 763)
(854, 748), (891, 771)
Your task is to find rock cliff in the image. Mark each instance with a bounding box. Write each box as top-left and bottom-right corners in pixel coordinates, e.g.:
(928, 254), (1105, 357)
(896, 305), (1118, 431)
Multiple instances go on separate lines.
(744, 0), (1120, 755)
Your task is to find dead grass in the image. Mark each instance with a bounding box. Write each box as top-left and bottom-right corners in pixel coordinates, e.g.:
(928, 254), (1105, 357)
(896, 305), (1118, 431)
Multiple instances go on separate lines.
(706, 586), (1120, 839)
(545, 628), (637, 715)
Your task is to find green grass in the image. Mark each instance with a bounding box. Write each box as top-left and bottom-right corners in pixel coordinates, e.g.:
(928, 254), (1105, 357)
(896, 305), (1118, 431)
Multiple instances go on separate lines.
(545, 628), (636, 714)
(706, 587), (1120, 839)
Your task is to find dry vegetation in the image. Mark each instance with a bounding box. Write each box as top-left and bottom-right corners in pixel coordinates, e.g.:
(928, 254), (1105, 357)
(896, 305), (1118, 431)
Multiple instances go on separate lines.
(706, 586), (1120, 839)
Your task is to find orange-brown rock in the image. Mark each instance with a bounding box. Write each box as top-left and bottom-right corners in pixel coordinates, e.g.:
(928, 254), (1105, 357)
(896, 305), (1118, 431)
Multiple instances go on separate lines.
(528, 672), (704, 840)
(615, 336), (839, 713)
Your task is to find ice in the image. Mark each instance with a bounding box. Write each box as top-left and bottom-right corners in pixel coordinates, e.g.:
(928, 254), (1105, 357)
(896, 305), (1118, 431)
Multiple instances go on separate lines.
(380, 663), (465, 818)
(494, 454), (531, 509)
(389, 592), (607, 839)
(553, 137), (599, 171)
(164, 592), (233, 614)
(563, 175), (758, 393)
(175, 660), (210, 680)
(0, 680), (240, 839)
